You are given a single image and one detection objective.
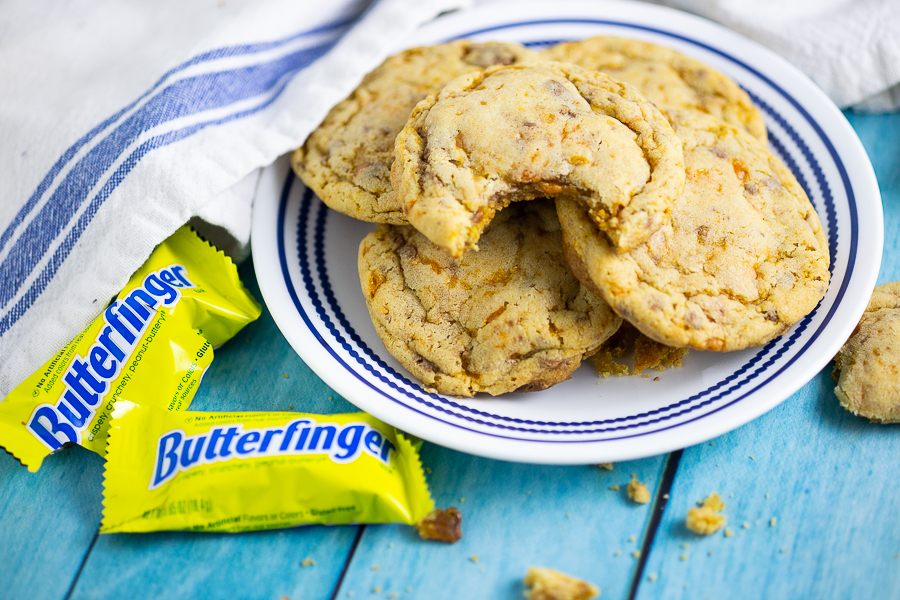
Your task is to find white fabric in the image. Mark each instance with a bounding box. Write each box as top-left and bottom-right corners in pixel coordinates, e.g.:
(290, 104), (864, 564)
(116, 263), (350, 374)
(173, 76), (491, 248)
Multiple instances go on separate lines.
(0, 0), (469, 396)
(647, 0), (900, 110)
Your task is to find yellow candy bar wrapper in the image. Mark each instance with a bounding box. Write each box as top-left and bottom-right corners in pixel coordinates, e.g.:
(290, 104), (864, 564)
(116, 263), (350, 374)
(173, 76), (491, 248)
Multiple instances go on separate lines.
(0, 227), (261, 471)
(101, 404), (434, 533)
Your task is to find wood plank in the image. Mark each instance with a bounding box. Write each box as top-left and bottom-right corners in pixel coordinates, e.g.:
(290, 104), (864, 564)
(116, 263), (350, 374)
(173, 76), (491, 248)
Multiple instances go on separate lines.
(334, 444), (668, 600)
(635, 111), (900, 600)
(0, 447), (103, 600)
(67, 260), (362, 600)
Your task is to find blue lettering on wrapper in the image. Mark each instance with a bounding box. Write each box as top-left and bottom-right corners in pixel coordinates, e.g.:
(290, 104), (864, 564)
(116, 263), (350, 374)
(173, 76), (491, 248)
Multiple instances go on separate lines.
(152, 430), (184, 489)
(25, 264), (196, 452)
(148, 419), (397, 489)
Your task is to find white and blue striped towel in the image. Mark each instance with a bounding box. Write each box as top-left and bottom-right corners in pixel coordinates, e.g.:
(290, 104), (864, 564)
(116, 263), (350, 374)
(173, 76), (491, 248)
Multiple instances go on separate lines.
(0, 0), (469, 396)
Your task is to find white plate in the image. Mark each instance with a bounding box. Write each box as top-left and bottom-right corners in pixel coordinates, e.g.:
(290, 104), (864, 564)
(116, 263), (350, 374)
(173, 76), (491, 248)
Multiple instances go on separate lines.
(251, 0), (882, 464)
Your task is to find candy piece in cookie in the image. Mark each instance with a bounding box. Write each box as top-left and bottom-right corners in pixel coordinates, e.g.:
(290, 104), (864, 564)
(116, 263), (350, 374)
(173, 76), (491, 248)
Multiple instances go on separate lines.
(392, 61), (685, 258)
(542, 36), (767, 144)
(358, 199), (621, 397)
(292, 40), (537, 224)
(833, 282), (900, 423)
(557, 111), (829, 351)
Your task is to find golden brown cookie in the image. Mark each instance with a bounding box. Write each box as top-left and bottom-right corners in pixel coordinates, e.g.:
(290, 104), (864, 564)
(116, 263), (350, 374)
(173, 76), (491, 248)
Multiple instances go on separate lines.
(558, 110), (829, 351)
(833, 282), (900, 423)
(358, 200), (621, 397)
(292, 40), (538, 224)
(392, 61), (685, 258)
(542, 36), (768, 143)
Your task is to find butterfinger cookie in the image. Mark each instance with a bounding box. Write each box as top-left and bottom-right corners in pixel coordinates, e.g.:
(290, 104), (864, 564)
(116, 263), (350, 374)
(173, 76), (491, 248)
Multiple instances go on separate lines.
(292, 40), (537, 224)
(358, 199), (621, 397)
(833, 282), (900, 423)
(558, 111), (829, 351)
(392, 61), (685, 257)
(542, 36), (767, 143)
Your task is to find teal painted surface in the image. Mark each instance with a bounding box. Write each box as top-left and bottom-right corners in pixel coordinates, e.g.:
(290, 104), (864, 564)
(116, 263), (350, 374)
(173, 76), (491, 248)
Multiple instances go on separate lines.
(336, 447), (666, 600)
(0, 447), (103, 600)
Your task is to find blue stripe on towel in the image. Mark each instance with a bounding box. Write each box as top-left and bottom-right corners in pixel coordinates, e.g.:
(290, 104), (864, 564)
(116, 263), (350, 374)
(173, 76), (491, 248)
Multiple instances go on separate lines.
(0, 14), (354, 332)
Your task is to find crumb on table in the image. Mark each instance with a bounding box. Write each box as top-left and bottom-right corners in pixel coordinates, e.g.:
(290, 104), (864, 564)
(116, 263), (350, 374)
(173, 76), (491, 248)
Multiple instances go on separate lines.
(524, 567), (599, 600)
(685, 493), (727, 535)
(627, 478), (652, 504)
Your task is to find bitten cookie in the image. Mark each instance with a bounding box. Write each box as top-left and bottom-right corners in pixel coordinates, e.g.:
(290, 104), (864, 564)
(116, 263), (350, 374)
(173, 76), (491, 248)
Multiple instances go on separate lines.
(392, 61), (685, 257)
(358, 199), (621, 397)
(557, 110), (830, 351)
(833, 282), (900, 423)
(542, 36), (768, 143)
(292, 40), (537, 224)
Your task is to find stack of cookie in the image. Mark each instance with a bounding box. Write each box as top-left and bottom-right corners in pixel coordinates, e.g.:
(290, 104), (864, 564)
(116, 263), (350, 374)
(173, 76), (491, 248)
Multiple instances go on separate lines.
(291, 38), (831, 397)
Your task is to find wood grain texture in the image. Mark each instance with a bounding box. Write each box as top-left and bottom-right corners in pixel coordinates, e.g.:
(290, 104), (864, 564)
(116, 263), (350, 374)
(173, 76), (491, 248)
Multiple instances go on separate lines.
(0, 447), (103, 600)
(334, 444), (667, 600)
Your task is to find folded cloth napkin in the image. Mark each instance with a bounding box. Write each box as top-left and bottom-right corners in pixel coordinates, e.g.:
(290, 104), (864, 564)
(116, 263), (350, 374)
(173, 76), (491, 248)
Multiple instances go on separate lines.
(645, 0), (900, 111)
(0, 0), (469, 397)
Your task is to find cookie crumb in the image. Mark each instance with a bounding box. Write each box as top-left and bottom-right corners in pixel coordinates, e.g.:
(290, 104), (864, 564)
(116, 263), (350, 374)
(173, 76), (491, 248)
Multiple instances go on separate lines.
(566, 513), (572, 519)
(371, 566), (380, 571)
(523, 567), (599, 600)
(648, 573), (658, 582)
(282, 374), (289, 379)
(389, 595), (399, 599)
(373, 587), (382, 594)
(288, 405), (294, 409)
(470, 555), (479, 563)
(415, 507), (462, 543)
(609, 485), (620, 491)
(680, 543), (689, 549)
(780, 547), (788, 554)
(724, 528), (734, 538)
(425, 467), (432, 474)
(301, 558), (316, 567)
(614, 550), (622, 556)
(679, 554), (688, 561)
(628, 536), (637, 543)
(769, 517), (777, 527)
(632, 550), (641, 559)
(742, 522), (750, 529)
(598, 463), (614, 470)
(686, 493), (727, 535)
(663, 493), (669, 500)
(627, 478), (651, 504)
(459, 497), (466, 503)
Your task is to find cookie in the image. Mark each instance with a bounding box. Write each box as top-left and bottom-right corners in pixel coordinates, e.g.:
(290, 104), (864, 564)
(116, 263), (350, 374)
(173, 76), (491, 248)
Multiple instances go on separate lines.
(358, 199), (621, 397)
(833, 282), (900, 423)
(557, 110), (829, 351)
(392, 61), (685, 258)
(292, 40), (538, 224)
(542, 36), (767, 143)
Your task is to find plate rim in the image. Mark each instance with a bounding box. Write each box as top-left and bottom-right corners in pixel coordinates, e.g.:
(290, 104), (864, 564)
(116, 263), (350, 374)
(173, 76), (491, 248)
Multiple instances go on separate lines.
(252, 0), (883, 464)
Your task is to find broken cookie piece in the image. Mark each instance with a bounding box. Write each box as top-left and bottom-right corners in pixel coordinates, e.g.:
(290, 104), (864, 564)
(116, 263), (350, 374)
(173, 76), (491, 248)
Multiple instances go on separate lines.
(524, 567), (599, 600)
(393, 61), (684, 257)
(833, 282), (900, 422)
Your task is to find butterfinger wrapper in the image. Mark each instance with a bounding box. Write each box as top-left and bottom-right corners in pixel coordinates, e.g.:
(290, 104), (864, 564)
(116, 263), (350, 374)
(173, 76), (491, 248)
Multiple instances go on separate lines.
(0, 227), (261, 471)
(101, 404), (434, 533)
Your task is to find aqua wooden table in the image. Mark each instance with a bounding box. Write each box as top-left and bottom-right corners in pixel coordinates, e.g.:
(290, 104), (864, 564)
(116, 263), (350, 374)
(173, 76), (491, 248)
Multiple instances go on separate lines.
(2, 110), (899, 600)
